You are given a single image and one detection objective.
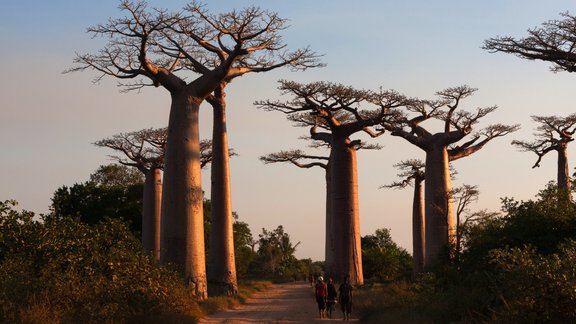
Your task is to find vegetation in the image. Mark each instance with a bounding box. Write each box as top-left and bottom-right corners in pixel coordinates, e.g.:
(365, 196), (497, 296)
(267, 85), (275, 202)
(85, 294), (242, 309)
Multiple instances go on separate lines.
(361, 228), (413, 282)
(0, 199), (280, 323)
(0, 200), (200, 323)
(355, 184), (576, 323)
(51, 164), (144, 236)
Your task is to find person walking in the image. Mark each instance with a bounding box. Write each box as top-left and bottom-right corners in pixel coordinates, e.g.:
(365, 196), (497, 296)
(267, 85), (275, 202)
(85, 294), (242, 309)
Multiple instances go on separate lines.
(326, 277), (338, 318)
(339, 276), (353, 321)
(314, 276), (328, 319)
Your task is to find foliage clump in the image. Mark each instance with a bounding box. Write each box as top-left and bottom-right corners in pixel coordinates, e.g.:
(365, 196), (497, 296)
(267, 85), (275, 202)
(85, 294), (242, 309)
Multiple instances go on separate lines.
(354, 184), (576, 323)
(0, 200), (199, 323)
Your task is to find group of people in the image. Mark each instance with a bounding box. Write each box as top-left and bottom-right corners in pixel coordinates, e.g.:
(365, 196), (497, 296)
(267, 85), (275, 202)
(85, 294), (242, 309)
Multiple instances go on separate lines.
(314, 275), (353, 320)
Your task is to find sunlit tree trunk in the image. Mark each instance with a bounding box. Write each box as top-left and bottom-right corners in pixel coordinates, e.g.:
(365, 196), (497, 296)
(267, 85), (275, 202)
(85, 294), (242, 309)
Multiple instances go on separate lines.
(329, 138), (363, 285)
(424, 144), (454, 269)
(412, 176), (425, 274)
(558, 143), (571, 196)
(207, 85), (237, 296)
(161, 92), (207, 299)
(143, 167), (162, 261)
(324, 163), (334, 278)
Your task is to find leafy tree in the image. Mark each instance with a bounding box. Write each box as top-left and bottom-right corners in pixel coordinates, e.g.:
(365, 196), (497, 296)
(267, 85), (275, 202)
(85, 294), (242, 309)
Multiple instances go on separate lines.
(51, 164), (144, 236)
(90, 164), (144, 187)
(251, 225), (300, 279)
(484, 12), (576, 73)
(361, 228), (412, 281)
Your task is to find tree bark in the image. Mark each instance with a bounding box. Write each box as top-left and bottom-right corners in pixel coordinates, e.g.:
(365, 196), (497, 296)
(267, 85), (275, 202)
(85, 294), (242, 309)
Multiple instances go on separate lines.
(424, 144), (454, 269)
(328, 137), (363, 285)
(161, 92), (207, 299)
(324, 163), (334, 278)
(412, 177), (425, 275)
(143, 167), (162, 262)
(207, 85), (237, 296)
(557, 144), (571, 195)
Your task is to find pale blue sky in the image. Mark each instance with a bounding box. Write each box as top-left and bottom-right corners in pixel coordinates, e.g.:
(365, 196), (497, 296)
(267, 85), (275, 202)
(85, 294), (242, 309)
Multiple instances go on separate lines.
(1, 1), (575, 260)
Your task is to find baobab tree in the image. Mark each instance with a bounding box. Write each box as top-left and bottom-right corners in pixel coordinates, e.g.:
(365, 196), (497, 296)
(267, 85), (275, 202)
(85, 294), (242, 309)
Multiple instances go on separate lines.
(484, 12), (576, 73)
(260, 149), (335, 276)
(204, 45), (320, 296)
(381, 86), (519, 268)
(69, 1), (318, 298)
(257, 81), (408, 284)
(94, 127), (166, 261)
(95, 130), (224, 262)
(512, 114), (576, 199)
(382, 159), (426, 274)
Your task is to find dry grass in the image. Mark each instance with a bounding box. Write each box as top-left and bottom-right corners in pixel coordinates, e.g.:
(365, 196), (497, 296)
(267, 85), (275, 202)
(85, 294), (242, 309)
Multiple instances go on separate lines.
(354, 282), (433, 324)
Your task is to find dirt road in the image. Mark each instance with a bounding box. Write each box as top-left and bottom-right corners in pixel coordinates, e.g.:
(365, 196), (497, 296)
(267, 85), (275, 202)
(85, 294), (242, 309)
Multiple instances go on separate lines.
(198, 281), (359, 323)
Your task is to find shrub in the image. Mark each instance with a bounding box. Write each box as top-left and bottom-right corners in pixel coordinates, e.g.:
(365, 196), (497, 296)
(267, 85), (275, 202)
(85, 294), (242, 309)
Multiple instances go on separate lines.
(0, 200), (200, 323)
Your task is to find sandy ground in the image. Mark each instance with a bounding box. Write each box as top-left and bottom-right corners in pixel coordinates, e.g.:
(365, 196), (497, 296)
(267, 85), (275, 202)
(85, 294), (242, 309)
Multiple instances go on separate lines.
(198, 281), (360, 323)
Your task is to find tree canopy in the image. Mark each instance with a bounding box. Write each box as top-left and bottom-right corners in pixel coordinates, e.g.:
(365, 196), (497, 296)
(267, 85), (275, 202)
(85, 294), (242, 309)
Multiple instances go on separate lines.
(484, 12), (576, 73)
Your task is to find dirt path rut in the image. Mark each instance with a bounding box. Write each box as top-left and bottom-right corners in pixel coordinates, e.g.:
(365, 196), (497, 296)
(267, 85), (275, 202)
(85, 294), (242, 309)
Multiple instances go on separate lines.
(198, 281), (359, 323)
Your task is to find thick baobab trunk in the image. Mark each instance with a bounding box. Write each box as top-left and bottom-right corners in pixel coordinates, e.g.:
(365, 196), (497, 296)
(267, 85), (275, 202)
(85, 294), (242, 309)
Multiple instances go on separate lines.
(207, 87), (237, 296)
(412, 177), (425, 275)
(557, 144), (571, 196)
(424, 144), (455, 269)
(142, 167), (162, 261)
(329, 138), (363, 285)
(161, 93), (207, 299)
(324, 164), (334, 277)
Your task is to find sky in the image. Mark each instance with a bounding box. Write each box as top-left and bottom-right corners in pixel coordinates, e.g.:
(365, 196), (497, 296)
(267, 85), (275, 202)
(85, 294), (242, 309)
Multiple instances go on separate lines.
(1, 1), (576, 261)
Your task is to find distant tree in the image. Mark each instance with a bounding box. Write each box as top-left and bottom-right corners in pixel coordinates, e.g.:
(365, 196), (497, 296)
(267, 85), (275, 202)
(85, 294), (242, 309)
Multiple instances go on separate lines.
(484, 12), (576, 73)
(451, 184), (480, 264)
(381, 86), (519, 268)
(95, 128), (167, 260)
(512, 114), (576, 200)
(51, 165), (144, 235)
(361, 228), (412, 281)
(383, 159), (426, 274)
(257, 81), (407, 285)
(252, 225), (300, 278)
(69, 1), (319, 297)
(90, 164), (144, 187)
(260, 149), (335, 276)
(462, 183), (576, 268)
(232, 217), (256, 278)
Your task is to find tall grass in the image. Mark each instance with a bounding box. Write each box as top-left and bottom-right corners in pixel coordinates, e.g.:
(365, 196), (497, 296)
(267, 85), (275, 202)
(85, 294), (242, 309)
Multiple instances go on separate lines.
(354, 281), (434, 323)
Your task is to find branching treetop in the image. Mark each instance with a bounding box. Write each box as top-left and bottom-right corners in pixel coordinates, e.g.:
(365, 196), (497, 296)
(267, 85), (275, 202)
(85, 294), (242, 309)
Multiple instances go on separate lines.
(256, 80), (410, 146)
(382, 159), (425, 189)
(381, 85), (520, 155)
(484, 12), (576, 73)
(67, 1), (323, 93)
(95, 128), (234, 171)
(260, 149), (329, 169)
(512, 113), (576, 168)
(199, 139), (237, 168)
(94, 127), (167, 173)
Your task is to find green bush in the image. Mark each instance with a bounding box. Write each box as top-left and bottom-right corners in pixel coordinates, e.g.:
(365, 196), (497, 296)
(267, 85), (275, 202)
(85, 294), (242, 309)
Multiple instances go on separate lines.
(0, 200), (199, 323)
(486, 242), (576, 322)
